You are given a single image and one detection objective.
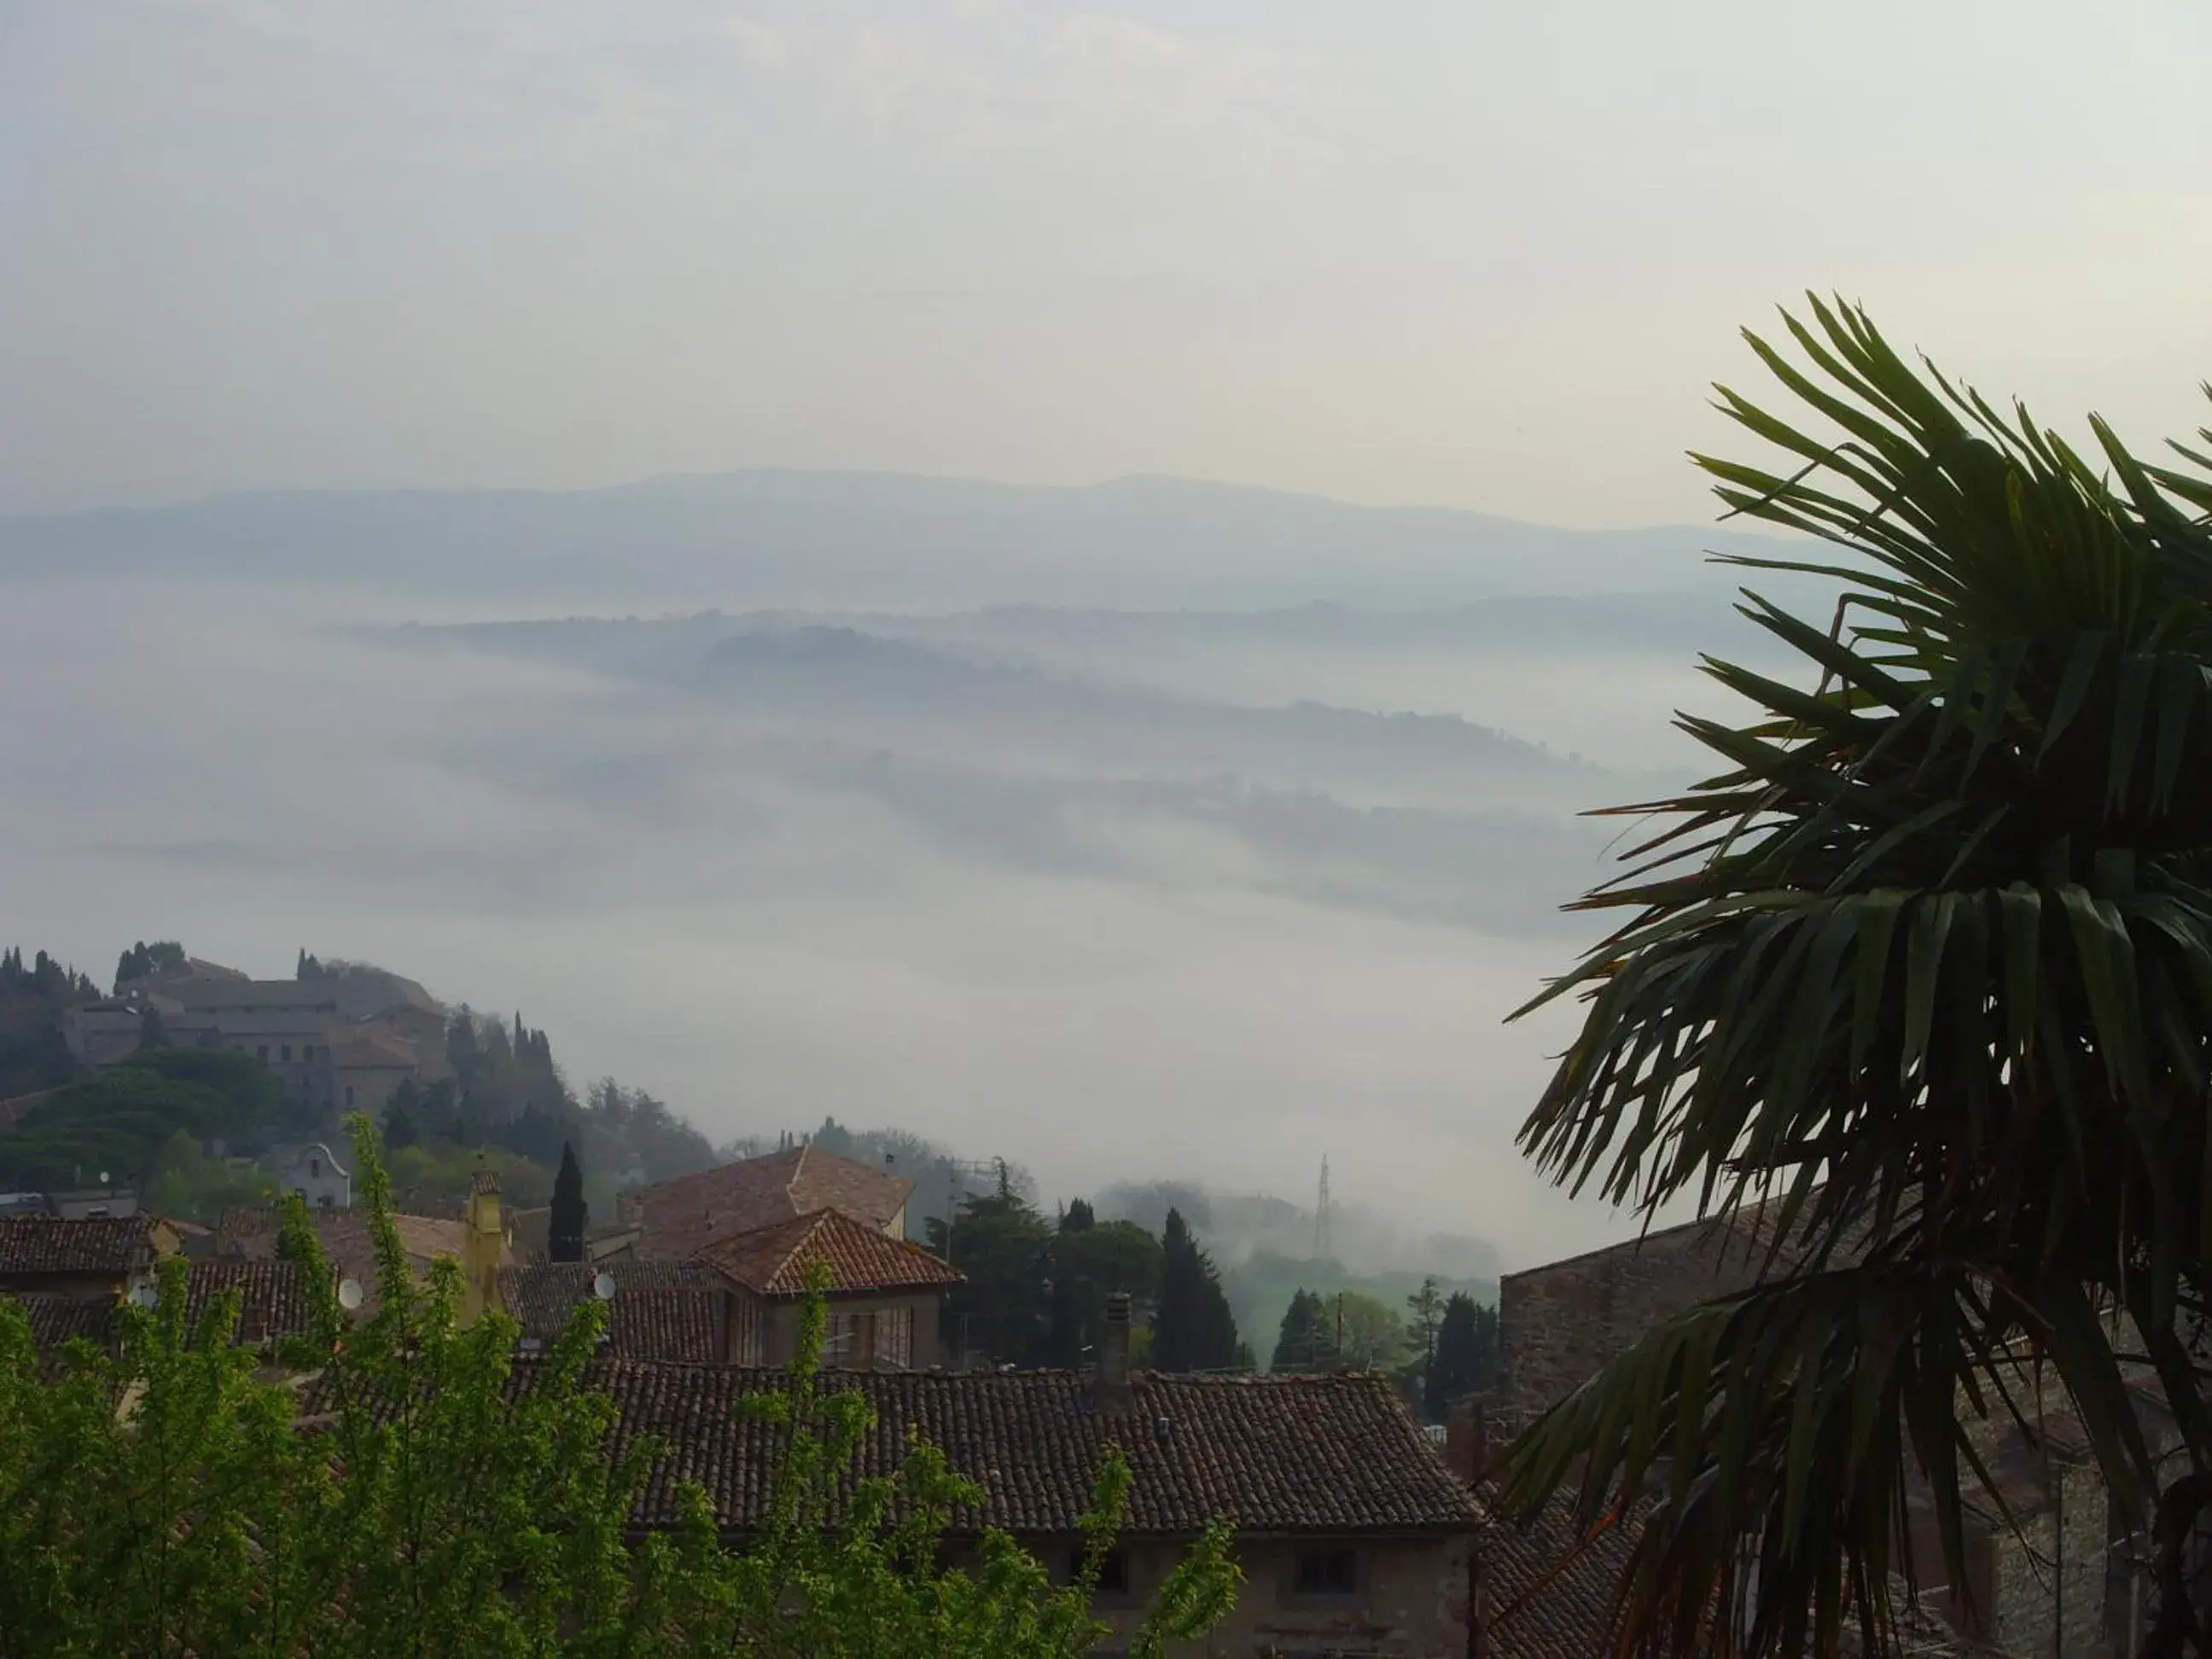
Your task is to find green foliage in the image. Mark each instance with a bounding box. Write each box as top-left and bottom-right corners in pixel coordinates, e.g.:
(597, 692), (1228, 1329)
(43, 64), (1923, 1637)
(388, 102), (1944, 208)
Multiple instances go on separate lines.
(550, 1140), (587, 1262)
(1424, 1291), (1497, 1421)
(386, 1139), (553, 1210)
(1221, 1249), (1493, 1373)
(1045, 1214), (1162, 1367)
(0, 1115), (1241, 1656)
(1153, 1209), (1243, 1373)
(928, 1190), (1053, 1366)
(1498, 297), (2212, 1658)
(143, 1127), (277, 1223)
(0, 946), (99, 1101)
(1270, 1288), (1334, 1373)
(0, 1047), (294, 1191)
(112, 940), (185, 991)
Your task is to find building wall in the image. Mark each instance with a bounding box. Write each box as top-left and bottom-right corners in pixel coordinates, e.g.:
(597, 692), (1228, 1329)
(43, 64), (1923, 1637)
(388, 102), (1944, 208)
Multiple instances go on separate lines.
(1499, 1219), (1774, 1413)
(757, 1291), (946, 1371)
(1082, 1534), (1473, 1658)
(269, 1144), (351, 1210)
(330, 1061), (411, 1118)
(1983, 1458), (2110, 1659)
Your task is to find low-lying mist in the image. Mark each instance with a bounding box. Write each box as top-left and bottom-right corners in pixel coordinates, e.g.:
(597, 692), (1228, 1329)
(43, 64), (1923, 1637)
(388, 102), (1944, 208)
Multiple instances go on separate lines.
(0, 480), (1807, 1268)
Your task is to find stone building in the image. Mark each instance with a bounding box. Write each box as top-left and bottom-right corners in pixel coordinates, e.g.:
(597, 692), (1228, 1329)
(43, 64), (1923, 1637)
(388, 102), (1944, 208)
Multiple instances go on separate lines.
(0, 1213), (179, 1301)
(501, 1208), (963, 1370)
(1494, 1212), (2155, 1658)
(265, 1140), (351, 1209)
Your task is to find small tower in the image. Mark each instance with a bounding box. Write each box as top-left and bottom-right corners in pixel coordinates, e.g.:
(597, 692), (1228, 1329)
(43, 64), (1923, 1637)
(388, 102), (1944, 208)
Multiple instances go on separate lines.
(1313, 1155), (1331, 1264)
(463, 1165), (504, 1324)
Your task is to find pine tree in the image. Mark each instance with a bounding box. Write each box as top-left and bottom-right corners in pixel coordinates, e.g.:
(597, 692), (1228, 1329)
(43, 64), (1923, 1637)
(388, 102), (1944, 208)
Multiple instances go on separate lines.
(549, 1141), (587, 1263)
(1153, 1209), (1240, 1373)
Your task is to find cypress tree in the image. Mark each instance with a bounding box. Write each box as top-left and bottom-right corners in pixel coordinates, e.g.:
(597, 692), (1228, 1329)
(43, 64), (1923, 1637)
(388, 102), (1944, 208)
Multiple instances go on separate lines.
(549, 1141), (588, 1263)
(1153, 1208), (1240, 1372)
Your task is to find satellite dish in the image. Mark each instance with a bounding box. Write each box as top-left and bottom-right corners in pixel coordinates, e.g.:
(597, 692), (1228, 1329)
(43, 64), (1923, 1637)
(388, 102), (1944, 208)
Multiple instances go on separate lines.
(98, 1172), (110, 1187)
(592, 1272), (617, 1302)
(129, 1283), (158, 1308)
(336, 1278), (364, 1311)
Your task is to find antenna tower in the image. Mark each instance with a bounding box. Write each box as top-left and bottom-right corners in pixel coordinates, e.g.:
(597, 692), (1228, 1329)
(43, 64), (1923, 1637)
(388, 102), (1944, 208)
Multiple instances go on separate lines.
(1313, 1155), (1331, 1263)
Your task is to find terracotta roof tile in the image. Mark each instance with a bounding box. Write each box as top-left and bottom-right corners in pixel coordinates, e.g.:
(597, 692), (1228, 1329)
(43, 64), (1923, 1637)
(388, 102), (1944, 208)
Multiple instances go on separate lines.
(695, 1209), (962, 1299)
(0, 1214), (161, 1277)
(498, 1262), (728, 1363)
(3, 1291), (116, 1348)
(307, 1361), (1481, 1539)
(618, 1147), (912, 1260)
(3, 1261), (317, 1352)
(179, 1260), (319, 1345)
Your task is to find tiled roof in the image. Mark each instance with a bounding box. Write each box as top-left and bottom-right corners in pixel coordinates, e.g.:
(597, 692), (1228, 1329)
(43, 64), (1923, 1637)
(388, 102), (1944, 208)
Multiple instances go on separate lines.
(215, 1208), (493, 1315)
(311, 1362), (1480, 1538)
(0, 1214), (160, 1277)
(498, 1262), (728, 1362)
(618, 1146), (911, 1260)
(179, 1260), (319, 1344)
(1474, 1488), (1970, 1659)
(3, 1292), (117, 1349)
(3, 1261), (317, 1352)
(695, 1208), (962, 1299)
(1476, 1488), (1639, 1659)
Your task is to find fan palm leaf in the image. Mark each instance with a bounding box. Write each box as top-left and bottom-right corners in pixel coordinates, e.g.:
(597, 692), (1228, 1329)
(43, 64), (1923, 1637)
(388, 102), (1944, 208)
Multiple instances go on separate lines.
(1493, 296), (2212, 1658)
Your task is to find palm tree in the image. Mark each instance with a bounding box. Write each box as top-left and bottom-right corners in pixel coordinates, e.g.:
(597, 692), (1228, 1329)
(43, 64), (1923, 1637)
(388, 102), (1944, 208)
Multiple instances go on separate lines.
(1493, 296), (2212, 1659)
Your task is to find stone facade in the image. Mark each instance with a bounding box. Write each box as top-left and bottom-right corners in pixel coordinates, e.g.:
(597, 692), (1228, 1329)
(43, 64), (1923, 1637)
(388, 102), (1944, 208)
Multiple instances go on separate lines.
(1083, 1534), (1474, 1658)
(1499, 1211), (1780, 1414)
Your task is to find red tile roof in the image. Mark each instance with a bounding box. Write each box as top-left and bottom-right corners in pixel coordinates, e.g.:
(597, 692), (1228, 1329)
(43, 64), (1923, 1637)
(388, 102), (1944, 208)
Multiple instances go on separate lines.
(307, 1361), (1481, 1539)
(0, 1214), (162, 1277)
(695, 1208), (962, 1300)
(498, 1262), (728, 1363)
(618, 1146), (911, 1260)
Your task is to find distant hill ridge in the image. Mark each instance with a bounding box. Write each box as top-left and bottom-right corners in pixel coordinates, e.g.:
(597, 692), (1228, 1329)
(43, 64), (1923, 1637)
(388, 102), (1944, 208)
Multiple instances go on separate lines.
(0, 468), (1797, 611)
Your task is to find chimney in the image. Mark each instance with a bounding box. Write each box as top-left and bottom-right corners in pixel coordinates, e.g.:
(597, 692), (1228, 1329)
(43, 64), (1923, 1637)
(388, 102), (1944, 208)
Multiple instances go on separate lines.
(1096, 1291), (1134, 1412)
(1444, 1394), (1489, 1487)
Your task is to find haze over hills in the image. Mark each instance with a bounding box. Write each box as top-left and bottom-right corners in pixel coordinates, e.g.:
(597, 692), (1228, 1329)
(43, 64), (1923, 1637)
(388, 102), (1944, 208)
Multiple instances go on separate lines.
(0, 469), (1805, 614)
(0, 469), (1826, 1263)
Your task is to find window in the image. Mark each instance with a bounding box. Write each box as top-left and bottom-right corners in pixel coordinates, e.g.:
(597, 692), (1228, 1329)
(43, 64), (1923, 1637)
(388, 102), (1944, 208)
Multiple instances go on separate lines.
(257, 1045), (269, 1062)
(281, 1045), (292, 1063)
(1065, 1545), (1132, 1599)
(1292, 1547), (1358, 1598)
(345, 1086), (355, 1107)
(309, 1158), (320, 1178)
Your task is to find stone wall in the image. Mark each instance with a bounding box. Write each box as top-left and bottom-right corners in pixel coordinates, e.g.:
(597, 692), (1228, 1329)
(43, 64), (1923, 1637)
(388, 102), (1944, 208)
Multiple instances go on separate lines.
(1087, 1534), (1474, 1658)
(1499, 1213), (1778, 1412)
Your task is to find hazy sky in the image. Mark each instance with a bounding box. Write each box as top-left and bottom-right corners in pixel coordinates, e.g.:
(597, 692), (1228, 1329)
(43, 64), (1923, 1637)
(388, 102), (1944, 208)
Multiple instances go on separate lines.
(7, 0), (2212, 523)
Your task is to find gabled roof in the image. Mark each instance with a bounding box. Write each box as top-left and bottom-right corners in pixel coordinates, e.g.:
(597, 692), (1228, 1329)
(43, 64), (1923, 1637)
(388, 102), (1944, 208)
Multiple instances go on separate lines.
(306, 1361), (1481, 1539)
(498, 1261), (728, 1363)
(619, 1145), (912, 1260)
(695, 1208), (961, 1299)
(0, 1214), (161, 1277)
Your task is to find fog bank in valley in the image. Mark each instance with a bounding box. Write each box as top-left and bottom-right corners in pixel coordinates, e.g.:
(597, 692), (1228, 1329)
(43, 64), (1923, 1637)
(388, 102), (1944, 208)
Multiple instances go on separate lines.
(0, 476), (1807, 1266)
